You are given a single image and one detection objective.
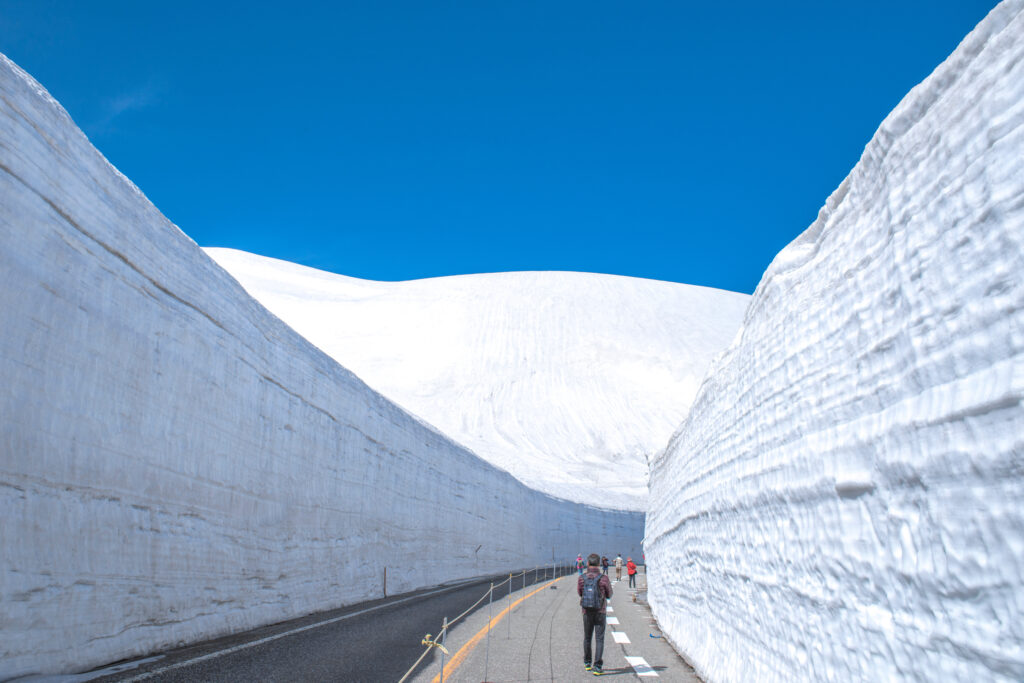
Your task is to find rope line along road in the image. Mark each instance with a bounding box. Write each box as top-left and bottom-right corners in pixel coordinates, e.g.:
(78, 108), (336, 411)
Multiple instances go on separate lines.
(408, 568), (703, 682)
(117, 578), (484, 682)
(427, 576), (562, 682)
(86, 562), (618, 682)
(90, 568), (568, 682)
(398, 566), (563, 683)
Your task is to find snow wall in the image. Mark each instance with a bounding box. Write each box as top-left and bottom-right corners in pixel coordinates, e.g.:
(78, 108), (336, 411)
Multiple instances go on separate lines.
(0, 55), (643, 678)
(646, 3), (1024, 682)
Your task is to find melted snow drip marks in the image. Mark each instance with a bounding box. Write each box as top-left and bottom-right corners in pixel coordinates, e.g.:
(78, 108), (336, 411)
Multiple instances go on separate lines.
(646, 2), (1024, 682)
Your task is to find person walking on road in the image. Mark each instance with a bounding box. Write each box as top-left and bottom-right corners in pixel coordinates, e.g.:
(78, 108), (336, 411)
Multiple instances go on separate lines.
(614, 553), (623, 582)
(627, 557), (637, 588)
(576, 554), (585, 575)
(578, 553), (613, 675)
(601, 555), (609, 575)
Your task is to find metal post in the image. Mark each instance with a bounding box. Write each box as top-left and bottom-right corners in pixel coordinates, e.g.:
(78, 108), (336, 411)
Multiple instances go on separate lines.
(485, 582), (493, 680)
(440, 616), (447, 682)
(507, 573), (513, 637)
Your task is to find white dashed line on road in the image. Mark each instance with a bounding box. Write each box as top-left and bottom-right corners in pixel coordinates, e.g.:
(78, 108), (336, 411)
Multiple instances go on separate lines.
(625, 655), (658, 677)
(611, 631), (630, 644)
(606, 616), (620, 625)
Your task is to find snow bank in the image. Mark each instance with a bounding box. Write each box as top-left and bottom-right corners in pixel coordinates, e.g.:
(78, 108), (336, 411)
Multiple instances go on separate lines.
(204, 249), (749, 511)
(646, 2), (1024, 681)
(0, 55), (643, 678)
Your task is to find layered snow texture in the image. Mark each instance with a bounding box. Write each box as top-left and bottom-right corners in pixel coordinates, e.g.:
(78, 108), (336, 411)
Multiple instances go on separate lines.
(0, 55), (643, 678)
(646, 3), (1024, 681)
(204, 249), (749, 511)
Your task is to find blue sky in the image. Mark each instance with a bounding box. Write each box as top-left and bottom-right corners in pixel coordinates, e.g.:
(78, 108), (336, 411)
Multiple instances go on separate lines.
(1, 1), (998, 293)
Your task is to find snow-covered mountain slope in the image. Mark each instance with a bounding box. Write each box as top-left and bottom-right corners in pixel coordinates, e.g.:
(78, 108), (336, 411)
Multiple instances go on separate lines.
(646, 2), (1024, 681)
(203, 250), (749, 511)
(0, 54), (643, 679)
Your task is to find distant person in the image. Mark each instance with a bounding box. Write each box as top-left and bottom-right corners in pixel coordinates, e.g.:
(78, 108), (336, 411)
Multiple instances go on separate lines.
(614, 553), (623, 581)
(576, 554), (585, 575)
(601, 556), (609, 575)
(578, 553), (613, 675)
(627, 557), (637, 588)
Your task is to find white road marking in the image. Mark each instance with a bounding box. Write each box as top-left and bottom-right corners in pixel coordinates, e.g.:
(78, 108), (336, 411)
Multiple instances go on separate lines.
(122, 578), (480, 681)
(606, 605), (614, 612)
(51, 655), (166, 682)
(606, 616), (620, 625)
(625, 655), (658, 677)
(611, 631), (630, 644)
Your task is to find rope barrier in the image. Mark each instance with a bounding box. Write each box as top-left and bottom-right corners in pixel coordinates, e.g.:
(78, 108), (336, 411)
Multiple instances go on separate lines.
(397, 564), (567, 682)
(397, 644), (433, 683)
(446, 583), (492, 629)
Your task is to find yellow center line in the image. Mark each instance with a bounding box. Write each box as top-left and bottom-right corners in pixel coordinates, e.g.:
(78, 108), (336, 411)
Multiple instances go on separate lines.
(431, 574), (569, 683)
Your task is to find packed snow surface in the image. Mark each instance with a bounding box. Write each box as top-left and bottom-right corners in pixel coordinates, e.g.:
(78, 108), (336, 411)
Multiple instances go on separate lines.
(0, 54), (643, 678)
(205, 249), (749, 511)
(646, 2), (1024, 681)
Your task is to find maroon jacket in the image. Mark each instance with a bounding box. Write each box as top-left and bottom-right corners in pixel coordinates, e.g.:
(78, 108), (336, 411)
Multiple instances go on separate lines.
(577, 567), (613, 614)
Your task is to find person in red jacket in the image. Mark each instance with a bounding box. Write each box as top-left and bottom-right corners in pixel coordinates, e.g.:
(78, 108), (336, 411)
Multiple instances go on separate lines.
(626, 557), (637, 588)
(578, 553), (613, 675)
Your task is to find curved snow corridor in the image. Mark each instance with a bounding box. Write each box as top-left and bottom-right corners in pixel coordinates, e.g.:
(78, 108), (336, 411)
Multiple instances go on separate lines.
(3, 1), (1023, 680)
(0, 55), (642, 677)
(646, 3), (1024, 681)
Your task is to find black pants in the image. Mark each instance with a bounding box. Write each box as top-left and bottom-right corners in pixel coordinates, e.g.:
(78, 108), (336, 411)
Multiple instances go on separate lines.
(583, 609), (606, 667)
(629, 573), (636, 588)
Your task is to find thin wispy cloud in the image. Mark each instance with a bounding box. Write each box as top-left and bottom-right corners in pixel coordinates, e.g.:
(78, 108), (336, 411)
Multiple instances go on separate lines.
(87, 80), (163, 136)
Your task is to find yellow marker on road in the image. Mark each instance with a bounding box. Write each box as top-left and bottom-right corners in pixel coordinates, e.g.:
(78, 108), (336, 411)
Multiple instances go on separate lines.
(431, 575), (566, 683)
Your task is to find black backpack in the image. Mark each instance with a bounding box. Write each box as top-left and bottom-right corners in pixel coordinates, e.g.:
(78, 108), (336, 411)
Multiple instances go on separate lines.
(580, 573), (602, 609)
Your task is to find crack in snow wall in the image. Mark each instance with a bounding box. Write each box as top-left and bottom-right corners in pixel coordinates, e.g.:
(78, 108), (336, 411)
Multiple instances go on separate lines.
(0, 55), (643, 678)
(645, 3), (1024, 682)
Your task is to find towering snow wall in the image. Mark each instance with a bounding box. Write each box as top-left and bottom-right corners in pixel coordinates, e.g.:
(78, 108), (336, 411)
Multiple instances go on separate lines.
(645, 3), (1024, 682)
(0, 55), (643, 678)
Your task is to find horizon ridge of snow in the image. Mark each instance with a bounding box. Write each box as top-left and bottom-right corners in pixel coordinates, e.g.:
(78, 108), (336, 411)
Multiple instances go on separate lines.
(206, 246), (750, 511)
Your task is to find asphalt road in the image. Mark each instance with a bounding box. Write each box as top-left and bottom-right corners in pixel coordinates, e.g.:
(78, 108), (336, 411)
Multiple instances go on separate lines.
(90, 567), (569, 683)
